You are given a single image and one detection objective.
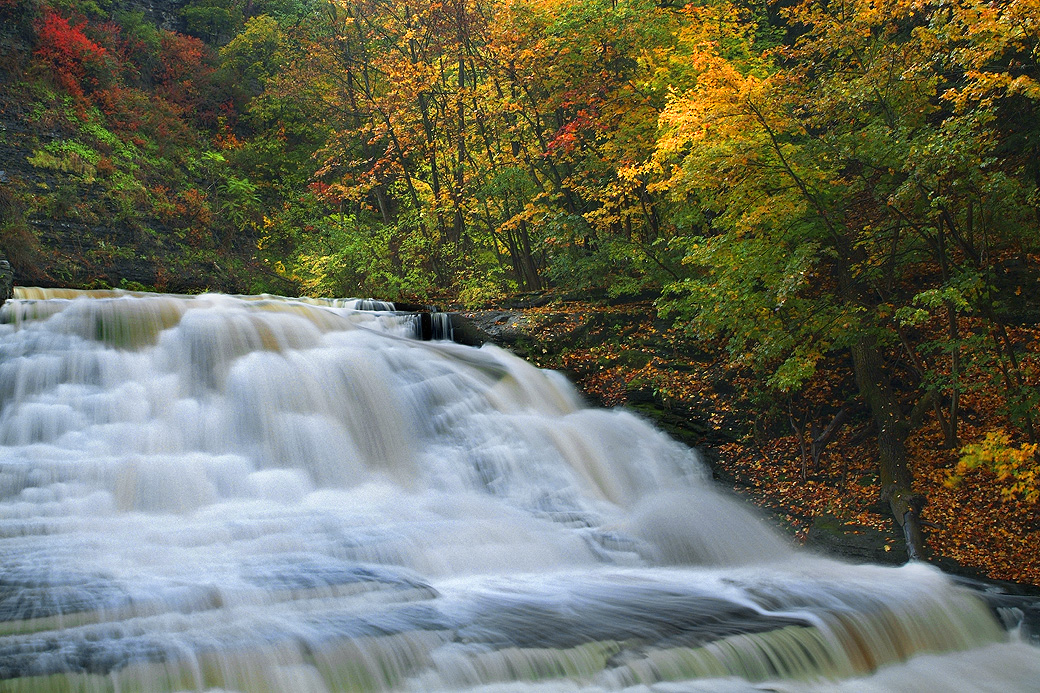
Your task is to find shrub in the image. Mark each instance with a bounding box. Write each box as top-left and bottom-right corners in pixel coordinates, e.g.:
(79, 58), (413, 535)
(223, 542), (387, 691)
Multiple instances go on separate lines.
(33, 9), (111, 99)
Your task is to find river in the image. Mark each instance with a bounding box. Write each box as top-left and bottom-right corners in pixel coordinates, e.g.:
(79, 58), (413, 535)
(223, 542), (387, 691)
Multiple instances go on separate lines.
(0, 289), (1036, 692)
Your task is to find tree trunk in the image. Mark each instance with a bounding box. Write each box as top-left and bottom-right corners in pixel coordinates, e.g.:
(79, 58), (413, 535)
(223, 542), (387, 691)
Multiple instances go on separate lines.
(945, 301), (960, 448)
(849, 335), (926, 560)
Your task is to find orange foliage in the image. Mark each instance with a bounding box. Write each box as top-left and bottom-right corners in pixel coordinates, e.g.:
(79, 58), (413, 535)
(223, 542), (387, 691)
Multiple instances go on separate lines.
(157, 32), (213, 109)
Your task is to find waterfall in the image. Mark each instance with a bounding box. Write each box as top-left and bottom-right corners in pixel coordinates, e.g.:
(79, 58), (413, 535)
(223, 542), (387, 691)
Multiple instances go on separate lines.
(0, 289), (1035, 692)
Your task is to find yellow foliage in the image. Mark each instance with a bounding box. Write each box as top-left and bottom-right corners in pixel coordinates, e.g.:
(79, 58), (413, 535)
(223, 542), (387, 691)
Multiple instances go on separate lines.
(947, 430), (1040, 503)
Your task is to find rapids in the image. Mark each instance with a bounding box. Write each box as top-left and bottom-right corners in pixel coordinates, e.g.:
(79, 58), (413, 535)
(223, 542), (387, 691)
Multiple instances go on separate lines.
(0, 289), (1035, 692)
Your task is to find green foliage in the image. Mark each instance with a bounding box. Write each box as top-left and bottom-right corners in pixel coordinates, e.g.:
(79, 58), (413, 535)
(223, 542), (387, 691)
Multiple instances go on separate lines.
(896, 273), (986, 327)
(659, 231), (859, 393)
(48, 0), (113, 20)
(220, 15), (283, 99)
(113, 10), (160, 52)
(221, 175), (260, 230)
(256, 191), (435, 300)
(456, 266), (517, 309)
(0, 187), (45, 273)
(28, 139), (101, 178)
(181, 0), (246, 44)
(119, 279), (153, 292)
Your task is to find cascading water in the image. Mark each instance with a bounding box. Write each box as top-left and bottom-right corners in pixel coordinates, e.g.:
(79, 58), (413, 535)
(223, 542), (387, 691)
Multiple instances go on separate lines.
(0, 289), (1035, 692)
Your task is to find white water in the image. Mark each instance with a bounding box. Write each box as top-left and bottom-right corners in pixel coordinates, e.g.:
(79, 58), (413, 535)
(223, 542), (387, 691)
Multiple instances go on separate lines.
(0, 289), (1035, 692)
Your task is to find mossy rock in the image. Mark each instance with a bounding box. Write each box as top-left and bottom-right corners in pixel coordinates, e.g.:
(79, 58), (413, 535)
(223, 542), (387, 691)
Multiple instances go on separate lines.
(615, 349), (654, 369)
(805, 513), (904, 565)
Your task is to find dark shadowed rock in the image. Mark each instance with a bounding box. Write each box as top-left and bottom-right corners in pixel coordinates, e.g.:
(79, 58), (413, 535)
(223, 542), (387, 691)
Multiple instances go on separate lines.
(0, 258), (12, 307)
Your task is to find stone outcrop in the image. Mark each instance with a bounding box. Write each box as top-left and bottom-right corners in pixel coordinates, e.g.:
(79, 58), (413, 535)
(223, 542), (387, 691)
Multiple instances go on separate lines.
(120, 0), (189, 32)
(0, 258), (12, 306)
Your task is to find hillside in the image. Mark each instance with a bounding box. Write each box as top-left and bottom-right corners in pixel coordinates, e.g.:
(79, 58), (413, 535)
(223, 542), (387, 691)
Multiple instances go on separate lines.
(0, 0), (270, 292)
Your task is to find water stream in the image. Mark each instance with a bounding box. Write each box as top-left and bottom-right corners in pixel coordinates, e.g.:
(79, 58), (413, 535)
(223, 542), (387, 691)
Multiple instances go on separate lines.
(0, 289), (1035, 692)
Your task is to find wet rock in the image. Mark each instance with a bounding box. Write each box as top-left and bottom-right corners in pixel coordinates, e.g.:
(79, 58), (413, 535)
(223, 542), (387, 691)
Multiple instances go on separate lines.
(0, 258), (12, 307)
(459, 310), (530, 346)
(803, 514), (905, 566)
(448, 312), (493, 346)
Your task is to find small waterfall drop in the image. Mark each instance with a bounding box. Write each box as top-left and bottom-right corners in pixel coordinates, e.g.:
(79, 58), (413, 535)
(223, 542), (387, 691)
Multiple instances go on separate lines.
(0, 289), (1035, 692)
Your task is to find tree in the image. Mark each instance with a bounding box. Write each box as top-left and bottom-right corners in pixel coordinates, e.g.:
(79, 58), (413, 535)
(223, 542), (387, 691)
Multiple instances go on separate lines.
(653, 0), (1040, 558)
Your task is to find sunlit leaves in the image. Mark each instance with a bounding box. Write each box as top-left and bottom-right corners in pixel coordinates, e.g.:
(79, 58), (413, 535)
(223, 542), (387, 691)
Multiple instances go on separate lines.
(948, 430), (1040, 503)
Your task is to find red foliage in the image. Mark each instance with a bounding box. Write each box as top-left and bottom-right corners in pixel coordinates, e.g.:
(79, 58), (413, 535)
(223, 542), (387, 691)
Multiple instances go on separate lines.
(545, 111), (594, 156)
(95, 85), (142, 130)
(179, 188), (212, 225)
(95, 85), (196, 153)
(308, 181), (344, 205)
(89, 21), (123, 55)
(33, 9), (109, 98)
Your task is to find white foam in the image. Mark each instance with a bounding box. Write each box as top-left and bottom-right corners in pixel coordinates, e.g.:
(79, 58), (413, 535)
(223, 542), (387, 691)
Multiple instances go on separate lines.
(0, 290), (1032, 692)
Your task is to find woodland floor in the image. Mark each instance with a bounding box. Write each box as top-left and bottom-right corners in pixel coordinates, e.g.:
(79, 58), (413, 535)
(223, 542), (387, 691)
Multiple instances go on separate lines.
(460, 296), (1040, 588)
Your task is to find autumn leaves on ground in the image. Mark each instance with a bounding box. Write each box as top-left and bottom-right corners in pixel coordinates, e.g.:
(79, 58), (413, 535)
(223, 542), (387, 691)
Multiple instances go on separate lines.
(474, 295), (1040, 587)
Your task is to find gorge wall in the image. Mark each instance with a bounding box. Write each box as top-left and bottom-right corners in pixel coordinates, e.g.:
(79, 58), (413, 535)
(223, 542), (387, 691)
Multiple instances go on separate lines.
(0, 0), (247, 293)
